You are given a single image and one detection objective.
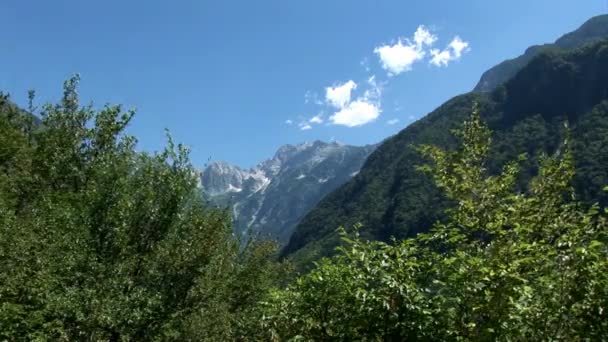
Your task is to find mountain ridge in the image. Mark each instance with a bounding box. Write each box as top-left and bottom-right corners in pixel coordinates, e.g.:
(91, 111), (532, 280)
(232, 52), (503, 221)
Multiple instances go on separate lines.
(474, 14), (608, 92)
(284, 17), (608, 268)
(200, 140), (377, 244)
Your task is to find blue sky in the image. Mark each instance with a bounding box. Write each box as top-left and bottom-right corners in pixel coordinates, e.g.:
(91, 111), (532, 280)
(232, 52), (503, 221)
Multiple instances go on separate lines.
(1, 1), (605, 168)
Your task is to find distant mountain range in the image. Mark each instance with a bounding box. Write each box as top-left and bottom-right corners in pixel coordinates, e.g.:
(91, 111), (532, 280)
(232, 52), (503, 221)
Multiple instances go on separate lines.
(199, 141), (376, 244)
(283, 14), (608, 269)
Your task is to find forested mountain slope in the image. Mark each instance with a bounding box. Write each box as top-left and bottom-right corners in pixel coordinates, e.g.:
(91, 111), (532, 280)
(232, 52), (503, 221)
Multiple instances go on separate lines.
(474, 14), (608, 92)
(283, 37), (608, 267)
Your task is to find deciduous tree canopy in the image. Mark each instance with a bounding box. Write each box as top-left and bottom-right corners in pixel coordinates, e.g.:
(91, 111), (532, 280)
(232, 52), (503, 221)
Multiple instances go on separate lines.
(0, 77), (282, 341)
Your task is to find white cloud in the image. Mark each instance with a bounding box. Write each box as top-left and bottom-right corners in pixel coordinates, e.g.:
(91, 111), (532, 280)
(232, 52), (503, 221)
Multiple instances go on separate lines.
(360, 57), (371, 72)
(429, 49), (452, 67)
(325, 80), (357, 108)
(309, 114), (323, 124)
(374, 25), (437, 76)
(285, 119), (293, 125)
(374, 39), (423, 75)
(305, 91), (323, 105)
(449, 36), (469, 58)
(430, 36), (470, 67)
(299, 123), (312, 130)
(413, 25), (437, 47)
(325, 75), (383, 127)
(362, 75), (383, 102)
(330, 100), (381, 127)
(291, 26), (468, 130)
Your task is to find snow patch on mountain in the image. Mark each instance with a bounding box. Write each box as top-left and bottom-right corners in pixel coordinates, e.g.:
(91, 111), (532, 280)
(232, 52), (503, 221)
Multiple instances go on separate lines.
(200, 140), (377, 245)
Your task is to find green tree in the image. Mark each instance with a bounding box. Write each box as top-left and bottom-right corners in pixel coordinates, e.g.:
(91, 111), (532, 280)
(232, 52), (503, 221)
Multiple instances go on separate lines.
(263, 107), (608, 341)
(0, 76), (281, 341)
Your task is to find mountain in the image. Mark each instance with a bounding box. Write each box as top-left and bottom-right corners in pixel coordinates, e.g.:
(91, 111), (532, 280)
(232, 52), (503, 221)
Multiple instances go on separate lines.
(200, 141), (376, 244)
(283, 19), (608, 268)
(474, 14), (608, 92)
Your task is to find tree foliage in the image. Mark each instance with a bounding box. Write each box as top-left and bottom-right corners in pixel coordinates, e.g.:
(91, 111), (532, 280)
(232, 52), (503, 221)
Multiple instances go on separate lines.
(262, 108), (608, 340)
(2, 74), (607, 340)
(0, 76), (281, 341)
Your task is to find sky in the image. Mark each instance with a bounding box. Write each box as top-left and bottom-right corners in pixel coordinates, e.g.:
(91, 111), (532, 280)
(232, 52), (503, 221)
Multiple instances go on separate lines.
(1, 1), (606, 168)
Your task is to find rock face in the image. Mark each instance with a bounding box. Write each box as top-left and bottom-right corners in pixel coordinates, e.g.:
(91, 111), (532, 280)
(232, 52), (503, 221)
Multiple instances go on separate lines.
(199, 141), (376, 244)
(200, 162), (249, 196)
(474, 14), (608, 92)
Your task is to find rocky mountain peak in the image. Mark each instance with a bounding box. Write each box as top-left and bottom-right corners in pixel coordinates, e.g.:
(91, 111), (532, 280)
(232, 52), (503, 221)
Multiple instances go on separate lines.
(199, 140), (376, 244)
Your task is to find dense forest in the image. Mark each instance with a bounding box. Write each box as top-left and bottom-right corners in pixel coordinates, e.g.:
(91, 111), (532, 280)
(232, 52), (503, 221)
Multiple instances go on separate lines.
(1, 74), (607, 340)
(283, 36), (608, 271)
